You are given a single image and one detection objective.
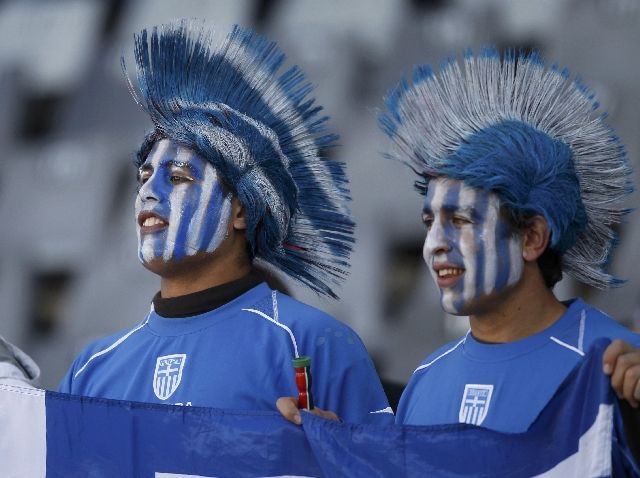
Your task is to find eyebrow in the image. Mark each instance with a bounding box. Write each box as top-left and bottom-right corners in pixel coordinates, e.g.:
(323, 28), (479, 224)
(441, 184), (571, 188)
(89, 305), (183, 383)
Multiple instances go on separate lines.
(166, 160), (193, 170)
(139, 159), (193, 172)
(423, 203), (477, 217)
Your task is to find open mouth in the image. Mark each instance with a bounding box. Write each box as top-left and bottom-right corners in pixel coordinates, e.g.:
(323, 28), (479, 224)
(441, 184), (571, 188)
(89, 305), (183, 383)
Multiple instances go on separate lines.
(138, 211), (168, 233)
(437, 267), (464, 278)
(433, 264), (465, 287)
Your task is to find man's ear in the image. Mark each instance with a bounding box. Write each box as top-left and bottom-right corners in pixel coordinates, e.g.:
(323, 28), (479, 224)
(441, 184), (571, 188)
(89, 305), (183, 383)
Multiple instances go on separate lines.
(522, 215), (551, 262)
(231, 197), (247, 231)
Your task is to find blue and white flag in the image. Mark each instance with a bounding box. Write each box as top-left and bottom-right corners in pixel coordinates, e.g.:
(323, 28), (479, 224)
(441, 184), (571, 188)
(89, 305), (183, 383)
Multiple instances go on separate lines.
(1, 339), (637, 477)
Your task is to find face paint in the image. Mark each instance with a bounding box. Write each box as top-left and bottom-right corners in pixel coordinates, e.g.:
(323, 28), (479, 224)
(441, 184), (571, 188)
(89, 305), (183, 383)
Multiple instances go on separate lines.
(422, 178), (523, 315)
(135, 139), (232, 265)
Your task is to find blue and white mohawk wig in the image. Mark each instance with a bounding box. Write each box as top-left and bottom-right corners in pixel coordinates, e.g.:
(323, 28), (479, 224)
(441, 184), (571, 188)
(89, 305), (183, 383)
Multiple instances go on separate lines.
(123, 20), (353, 298)
(379, 48), (633, 289)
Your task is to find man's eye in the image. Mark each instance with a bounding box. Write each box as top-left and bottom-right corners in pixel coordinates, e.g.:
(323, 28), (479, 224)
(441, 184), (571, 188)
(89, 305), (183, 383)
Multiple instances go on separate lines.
(422, 216), (433, 229)
(138, 172), (151, 185)
(170, 175), (193, 184)
(452, 216), (471, 226)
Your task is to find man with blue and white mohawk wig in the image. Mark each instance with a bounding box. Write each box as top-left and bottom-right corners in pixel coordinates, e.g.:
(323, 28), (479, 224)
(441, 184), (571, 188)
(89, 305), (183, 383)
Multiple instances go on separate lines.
(58, 20), (393, 426)
(379, 49), (640, 467)
(128, 20), (353, 298)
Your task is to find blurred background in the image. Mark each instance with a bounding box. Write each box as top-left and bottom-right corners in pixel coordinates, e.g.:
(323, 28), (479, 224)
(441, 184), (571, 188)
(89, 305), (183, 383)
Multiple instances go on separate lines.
(1, 0), (639, 405)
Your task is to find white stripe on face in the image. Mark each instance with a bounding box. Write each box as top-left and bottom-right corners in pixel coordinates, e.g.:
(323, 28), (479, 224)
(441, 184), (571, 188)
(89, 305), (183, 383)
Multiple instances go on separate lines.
(458, 186), (477, 305)
(483, 194), (499, 295)
(423, 179), (449, 265)
(164, 146), (192, 261)
(507, 233), (524, 285)
(206, 195), (232, 253)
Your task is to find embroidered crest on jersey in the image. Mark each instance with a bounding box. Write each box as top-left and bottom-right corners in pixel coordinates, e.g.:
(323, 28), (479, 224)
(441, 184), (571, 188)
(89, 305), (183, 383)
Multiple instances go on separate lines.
(153, 354), (187, 400)
(459, 384), (493, 426)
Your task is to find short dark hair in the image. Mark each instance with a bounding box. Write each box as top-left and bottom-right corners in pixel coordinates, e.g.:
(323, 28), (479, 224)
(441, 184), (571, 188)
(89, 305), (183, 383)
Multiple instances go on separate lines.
(501, 206), (563, 289)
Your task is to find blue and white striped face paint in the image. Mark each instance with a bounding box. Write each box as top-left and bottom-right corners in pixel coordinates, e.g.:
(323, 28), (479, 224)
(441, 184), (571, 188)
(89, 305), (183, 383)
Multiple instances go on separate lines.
(422, 178), (523, 315)
(135, 139), (233, 265)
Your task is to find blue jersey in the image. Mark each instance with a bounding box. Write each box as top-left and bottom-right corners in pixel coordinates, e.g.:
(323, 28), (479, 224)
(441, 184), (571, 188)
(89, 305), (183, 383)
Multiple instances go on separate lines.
(59, 283), (393, 424)
(397, 298), (640, 431)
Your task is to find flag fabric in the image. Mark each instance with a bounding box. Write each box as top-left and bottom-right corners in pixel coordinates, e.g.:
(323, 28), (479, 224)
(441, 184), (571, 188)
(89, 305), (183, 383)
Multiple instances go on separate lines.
(1, 339), (637, 478)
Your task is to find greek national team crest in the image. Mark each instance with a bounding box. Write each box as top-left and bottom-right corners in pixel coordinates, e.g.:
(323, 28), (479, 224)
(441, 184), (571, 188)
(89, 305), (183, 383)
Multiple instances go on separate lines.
(153, 354), (187, 400)
(459, 384), (493, 426)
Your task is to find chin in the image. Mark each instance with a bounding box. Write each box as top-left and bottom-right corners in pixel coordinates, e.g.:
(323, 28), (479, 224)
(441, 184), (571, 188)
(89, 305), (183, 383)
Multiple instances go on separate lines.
(440, 299), (487, 317)
(139, 257), (176, 276)
(139, 249), (220, 278)
(443, 287), (516, 317)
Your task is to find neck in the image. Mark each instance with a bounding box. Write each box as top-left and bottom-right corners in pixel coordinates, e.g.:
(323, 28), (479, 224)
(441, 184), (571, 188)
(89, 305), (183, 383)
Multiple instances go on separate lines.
(468, 265), (567, 343)
(158, 237), (252, 298)
(160, 257), (251, 298)
(161, 264), (251, 299)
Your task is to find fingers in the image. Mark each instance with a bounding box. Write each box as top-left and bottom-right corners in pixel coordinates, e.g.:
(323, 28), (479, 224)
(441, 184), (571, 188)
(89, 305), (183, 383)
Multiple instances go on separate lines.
(276, 397), (341, 425)
(603, 339), (632, 375)
(276, 396), (301, 425)
(622, 364), (640, 407)
(604, 340), (640, 408)
(311, 407), (340, 422)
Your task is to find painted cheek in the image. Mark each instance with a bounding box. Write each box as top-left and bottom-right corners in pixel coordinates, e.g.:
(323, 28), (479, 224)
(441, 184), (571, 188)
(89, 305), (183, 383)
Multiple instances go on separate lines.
(478, 195), (499, 295)
(456, 187), (478, 309)
(202, 189), (232, 254)
(506, 235), (524, 286)
(169, 183), (203, 260)
(491, 217), (521, 290)
(471, 196), (490, 299)
(194, 171), (229, 253)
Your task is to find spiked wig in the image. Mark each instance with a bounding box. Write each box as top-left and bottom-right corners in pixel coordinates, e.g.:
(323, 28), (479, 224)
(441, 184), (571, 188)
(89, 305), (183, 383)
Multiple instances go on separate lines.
(123, 20), (353, 298)
(379, 49), (633, 289)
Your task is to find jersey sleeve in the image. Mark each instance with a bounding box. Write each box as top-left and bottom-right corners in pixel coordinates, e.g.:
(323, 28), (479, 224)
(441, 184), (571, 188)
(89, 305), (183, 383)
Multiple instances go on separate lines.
(324, 355), (394, 425)
(57, 360), (76, 394)
(307, 325), (394, 425)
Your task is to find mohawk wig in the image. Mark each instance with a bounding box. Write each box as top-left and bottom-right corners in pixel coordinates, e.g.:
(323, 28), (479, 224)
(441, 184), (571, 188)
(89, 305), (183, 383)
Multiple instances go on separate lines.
(379, 48), (633, 289)
(123, 20), (353, 298)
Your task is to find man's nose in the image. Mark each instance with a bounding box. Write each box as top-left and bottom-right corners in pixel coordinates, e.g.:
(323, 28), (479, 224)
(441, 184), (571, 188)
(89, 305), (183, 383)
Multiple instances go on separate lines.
(138, 176), (160, 202)
(424, 220), (450, 257)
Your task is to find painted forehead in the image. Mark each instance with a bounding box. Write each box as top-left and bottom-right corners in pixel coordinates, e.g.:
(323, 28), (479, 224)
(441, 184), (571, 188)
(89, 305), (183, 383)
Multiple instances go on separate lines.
(423, 178), (502, 214)
(142, 139), (208, 174)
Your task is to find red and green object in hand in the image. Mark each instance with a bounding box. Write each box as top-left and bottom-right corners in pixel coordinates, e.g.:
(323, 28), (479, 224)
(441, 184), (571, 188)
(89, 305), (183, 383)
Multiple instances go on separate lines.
(292, 356), (314, 411)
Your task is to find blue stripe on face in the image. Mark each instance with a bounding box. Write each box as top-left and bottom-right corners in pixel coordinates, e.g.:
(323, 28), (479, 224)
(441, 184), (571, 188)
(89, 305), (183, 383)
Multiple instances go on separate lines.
(442, 180), (462, 248)
(442, 181), (462, 286)
(439, 182), (470, 313)
(171, 181), (203, 261)
(197, 181), (226, 251)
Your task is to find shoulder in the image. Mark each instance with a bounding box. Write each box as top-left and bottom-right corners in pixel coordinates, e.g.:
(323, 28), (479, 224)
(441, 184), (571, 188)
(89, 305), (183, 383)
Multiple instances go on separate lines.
(571, 299), (640, 346)
(271, 291), (332, 319)
(413, 334), (468, 374)
(273, 292), (363, 342)
(69, 321), (149, 374)
(263, 291), (376, 363)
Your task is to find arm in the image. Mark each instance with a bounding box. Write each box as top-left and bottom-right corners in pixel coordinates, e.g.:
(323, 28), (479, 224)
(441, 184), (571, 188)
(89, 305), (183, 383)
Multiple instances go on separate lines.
(0, 336), (40, 388)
